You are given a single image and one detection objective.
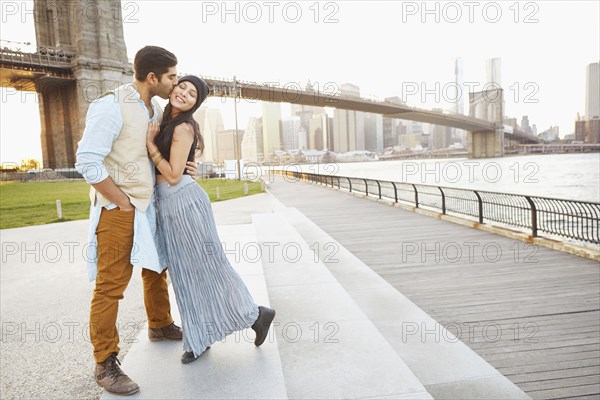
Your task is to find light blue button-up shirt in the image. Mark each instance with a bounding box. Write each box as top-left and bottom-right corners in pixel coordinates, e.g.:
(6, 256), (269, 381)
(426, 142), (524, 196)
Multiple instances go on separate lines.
(75, 86), (165, 281)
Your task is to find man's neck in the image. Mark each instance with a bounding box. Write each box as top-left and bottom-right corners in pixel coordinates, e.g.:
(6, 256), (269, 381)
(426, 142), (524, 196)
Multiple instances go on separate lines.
(132, 81), (151, 102)
(132, 81), (154, 116)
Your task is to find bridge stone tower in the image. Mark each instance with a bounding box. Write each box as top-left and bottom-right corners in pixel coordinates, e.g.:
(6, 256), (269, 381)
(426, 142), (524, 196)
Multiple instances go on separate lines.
(468, 88), (505, 158)
(34, 0), (133, 168)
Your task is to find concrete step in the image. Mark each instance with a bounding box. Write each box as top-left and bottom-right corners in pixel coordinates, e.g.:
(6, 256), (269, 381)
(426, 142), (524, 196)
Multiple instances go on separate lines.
(277, 206), (531, 400)
(102, 224), (287, 399)
(252, 212), (433, 399)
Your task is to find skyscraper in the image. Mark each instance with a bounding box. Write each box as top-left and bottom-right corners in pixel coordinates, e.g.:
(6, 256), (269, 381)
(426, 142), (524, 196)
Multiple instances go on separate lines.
(521, 116), (532, 134)
(383, 96), (405, 148)
(261, 102), (282, 160)
(241, 117), (263, 162)
(451, 58), (467, 145)
(194, 107), (224, 163)
(431, 109), (453, 149)
(575, 117), (600, 144)
(586, 61), (600, 119)
(216, 129), (243, 163)
(290, 80), (327, 138)
(332, 83), (365, 152)
(454, 58), (465, 115)
(281, 116), (305, 150)
(309, 113), (330, 150)
(364, 113), (383, 151)
(575, 115), (586, 142)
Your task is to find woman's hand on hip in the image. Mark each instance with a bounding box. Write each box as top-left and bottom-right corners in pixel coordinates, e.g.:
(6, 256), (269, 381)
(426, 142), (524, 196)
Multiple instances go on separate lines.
(186, 161), (198, 178)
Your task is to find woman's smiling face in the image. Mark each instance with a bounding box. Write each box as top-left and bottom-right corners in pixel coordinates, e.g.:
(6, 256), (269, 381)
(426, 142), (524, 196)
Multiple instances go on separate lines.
(169, 81), (198, 112)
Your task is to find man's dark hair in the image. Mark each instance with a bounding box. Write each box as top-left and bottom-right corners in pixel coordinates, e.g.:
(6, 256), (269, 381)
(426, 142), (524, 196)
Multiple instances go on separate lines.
(133, 46), (177, 82)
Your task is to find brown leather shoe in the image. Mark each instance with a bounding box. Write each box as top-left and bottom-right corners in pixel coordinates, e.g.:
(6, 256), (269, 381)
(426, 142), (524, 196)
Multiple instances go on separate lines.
(252, 306), (276, 347)
(95, 353), (139, 396)
(148, 322), (182, 342)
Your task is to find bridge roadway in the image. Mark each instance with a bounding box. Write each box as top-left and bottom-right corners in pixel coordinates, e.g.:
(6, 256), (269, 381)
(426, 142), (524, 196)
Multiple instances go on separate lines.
(0, 47), (75, 91)
(202, 76), (539, 144)
(265, 176), (600, 399)
(204, 77), (496, 132)
(200, 76), (541, 145)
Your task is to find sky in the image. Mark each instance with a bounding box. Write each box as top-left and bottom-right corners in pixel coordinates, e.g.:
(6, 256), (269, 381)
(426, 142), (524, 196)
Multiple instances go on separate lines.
(1, 0), (599, 163)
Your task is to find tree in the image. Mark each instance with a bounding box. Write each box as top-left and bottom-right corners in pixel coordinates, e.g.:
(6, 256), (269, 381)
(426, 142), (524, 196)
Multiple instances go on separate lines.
(18, 159), (41, 172)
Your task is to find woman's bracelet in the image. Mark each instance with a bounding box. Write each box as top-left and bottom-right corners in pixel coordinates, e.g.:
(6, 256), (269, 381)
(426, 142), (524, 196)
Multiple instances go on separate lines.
(149, 148), (160, 158)
(153, 154), (164, 166)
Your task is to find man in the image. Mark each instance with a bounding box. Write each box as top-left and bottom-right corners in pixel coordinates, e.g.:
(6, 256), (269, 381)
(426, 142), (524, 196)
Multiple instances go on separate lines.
(75, 46), (196, 395)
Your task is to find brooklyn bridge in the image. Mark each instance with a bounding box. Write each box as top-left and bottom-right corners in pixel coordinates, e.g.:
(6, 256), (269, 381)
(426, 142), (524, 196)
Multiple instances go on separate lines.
(0, 0), (541, 169)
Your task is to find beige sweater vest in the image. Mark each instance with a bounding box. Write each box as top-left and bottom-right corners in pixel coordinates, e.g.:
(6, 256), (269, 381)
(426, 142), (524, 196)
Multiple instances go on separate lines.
(90, 84), (163, 212)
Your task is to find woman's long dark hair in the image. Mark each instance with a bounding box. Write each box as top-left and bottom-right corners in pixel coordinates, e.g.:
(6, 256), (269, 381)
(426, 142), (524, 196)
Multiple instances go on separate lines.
(155, 76), (210, 162)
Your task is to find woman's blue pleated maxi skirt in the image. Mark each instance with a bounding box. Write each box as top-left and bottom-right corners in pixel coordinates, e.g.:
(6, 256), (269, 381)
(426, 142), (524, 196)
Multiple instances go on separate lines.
(154, 175), (259, 356)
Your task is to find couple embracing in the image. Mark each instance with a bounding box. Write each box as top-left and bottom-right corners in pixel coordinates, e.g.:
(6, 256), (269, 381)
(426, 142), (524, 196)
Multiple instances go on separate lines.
(75, 45), (275, 396)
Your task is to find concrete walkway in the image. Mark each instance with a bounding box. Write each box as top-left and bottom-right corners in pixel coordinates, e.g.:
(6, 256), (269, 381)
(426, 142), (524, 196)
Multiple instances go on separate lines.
(0, 193), (280, 400)
(102, 186), (529, 399)
(2, 187), (540, 399)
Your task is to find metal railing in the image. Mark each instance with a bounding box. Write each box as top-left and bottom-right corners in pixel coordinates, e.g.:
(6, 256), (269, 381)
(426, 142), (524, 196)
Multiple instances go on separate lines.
(277, 170), (600, 245)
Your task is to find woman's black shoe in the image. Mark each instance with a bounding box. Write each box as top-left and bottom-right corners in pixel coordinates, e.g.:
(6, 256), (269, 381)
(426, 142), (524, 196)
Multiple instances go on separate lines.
(252, 306), (276, 347)
(181, 346), (210, 364)
(181, 351), (198, 364)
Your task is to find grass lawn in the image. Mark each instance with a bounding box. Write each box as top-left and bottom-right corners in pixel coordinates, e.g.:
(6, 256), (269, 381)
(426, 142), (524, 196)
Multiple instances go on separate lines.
(0, 178), (263, 230)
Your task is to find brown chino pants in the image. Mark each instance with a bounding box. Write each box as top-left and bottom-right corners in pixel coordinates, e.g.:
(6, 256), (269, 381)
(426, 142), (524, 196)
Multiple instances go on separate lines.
(90, 207), (173, 364)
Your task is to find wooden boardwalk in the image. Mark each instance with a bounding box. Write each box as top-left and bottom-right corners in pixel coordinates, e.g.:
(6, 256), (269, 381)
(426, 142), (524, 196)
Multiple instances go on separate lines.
(266, 177), (600, 400)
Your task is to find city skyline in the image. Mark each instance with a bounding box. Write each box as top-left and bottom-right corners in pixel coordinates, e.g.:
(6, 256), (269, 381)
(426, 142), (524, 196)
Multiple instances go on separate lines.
(1, 0), (599, 162)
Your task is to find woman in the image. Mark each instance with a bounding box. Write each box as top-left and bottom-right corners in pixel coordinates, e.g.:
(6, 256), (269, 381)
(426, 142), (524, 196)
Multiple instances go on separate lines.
(146, 75), (275, 364)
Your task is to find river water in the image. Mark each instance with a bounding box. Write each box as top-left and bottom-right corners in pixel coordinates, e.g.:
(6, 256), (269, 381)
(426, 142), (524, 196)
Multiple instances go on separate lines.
(286, 153), (600, 202)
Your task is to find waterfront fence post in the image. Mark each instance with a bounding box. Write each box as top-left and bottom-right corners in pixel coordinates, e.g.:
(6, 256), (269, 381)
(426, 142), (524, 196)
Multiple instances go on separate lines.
(391, 182), (398, 203)
(525, 196), (538, 237)
(474, 191), (483, 223)
(439, 187), (446, 214)
(412, 184), (419, 208)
